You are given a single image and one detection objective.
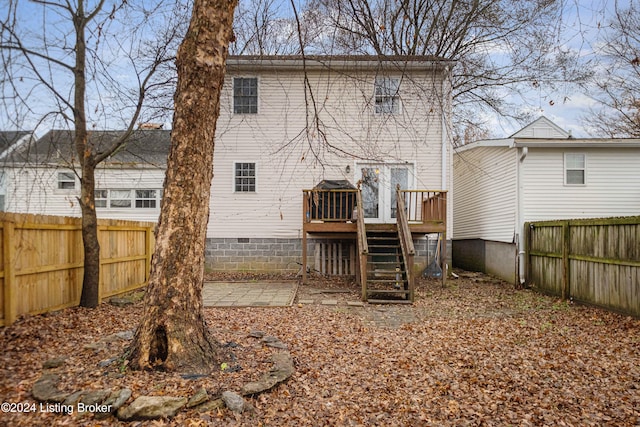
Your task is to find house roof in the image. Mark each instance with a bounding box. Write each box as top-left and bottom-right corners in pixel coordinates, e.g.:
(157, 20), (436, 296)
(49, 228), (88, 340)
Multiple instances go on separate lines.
(226, 55), (455, 72)
(456, 116), (640, 153)
(0, 131), (33, 157)
(509, 116), (570, 139)
(4, 129), (171, 168)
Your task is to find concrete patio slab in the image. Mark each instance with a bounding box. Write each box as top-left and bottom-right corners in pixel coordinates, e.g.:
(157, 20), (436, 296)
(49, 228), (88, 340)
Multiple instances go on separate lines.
(203, 281), (298, 307)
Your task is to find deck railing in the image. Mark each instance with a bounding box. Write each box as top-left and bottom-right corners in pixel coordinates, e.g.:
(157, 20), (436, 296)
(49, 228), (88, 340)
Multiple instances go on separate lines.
(399, 190), (447, 223)
(303, 189), (358, 222)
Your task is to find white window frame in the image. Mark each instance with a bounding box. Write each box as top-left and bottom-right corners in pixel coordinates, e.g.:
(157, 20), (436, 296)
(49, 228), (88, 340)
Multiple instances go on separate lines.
(0, 171), (5, 211)
(95, 189), (108, 208)
(234, 162), (257, 193)
(564, 153), (586, 186)
(96, 188), (161, 209)
(109, 189), (132, 208)
(233, 77), (259, 114)
(135, 189), (159, 208)
(57, 171), (76, 190)
(374, 76), (401, 115)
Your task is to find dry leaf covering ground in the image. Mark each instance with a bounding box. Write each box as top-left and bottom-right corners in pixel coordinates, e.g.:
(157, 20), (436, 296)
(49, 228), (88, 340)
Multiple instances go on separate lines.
(0, 271), (639, 426)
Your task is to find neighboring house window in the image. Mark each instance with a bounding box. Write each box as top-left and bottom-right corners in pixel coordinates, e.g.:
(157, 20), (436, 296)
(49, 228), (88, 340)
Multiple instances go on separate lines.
(565, 153), (586, 185)
(235, 162), (256, 192)
(135, 190), (158, 208)
(0, 171), (5, 211)
(233, 77), (258, 114)
(109, 189), (132, 208)
(96, 189), (161, 209)
(95, 189), (108, 208)
(374, 77), (400, 114)
(57, 171), (75, 189)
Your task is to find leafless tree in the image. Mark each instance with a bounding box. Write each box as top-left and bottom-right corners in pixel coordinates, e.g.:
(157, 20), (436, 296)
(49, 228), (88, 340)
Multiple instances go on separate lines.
(584, 1), (640, 137)
(0, 0), (185, 307)
(230, 0), (591, 141)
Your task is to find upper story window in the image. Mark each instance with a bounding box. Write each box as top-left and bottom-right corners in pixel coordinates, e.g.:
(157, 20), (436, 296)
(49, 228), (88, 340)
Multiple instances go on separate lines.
(233, 77), (258, 114)
(235, 162), (256, 192)
(135, 190), (158, 208)
(565, 153), (586, 185)
(57, 171), (76, 190)
(374, 77), (400, 114)
(95, 189), (108, 208)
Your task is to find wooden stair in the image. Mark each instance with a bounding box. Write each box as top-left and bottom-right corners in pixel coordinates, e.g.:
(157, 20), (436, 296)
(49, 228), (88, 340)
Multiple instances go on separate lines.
(364, 229), (411, 303)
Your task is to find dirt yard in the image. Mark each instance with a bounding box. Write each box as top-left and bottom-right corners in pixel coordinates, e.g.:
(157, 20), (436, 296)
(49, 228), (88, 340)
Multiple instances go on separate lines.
(0, 271), (638, 426)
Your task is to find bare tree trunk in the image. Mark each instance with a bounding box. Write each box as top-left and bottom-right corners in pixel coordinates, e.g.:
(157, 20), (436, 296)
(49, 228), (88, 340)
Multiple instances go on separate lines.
(128, 0), (238, 374)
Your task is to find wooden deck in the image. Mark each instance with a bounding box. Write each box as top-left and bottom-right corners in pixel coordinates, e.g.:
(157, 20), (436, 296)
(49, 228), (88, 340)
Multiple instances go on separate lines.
(301, 189), (448, 297)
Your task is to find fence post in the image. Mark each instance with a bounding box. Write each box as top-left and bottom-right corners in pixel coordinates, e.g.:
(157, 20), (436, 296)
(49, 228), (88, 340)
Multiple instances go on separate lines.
(145, 226), (153, 283)
(3, 222), (16, 325)
(562, 221), (570, 300)
(524, 222), (531, 285)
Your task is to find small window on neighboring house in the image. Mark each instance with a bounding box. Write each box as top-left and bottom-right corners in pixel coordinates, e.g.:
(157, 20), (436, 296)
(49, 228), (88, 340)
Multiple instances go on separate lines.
(110, 189), (132, 208)
(235, 162), (256, 192)
(58, 171), (75, 189)
(95, 189), (108, 208)
(0, 171), (5, 211)
(565, 153), (586, 185)
(135, 190), (157, 208)
(233, 77), (258, 114)
(374, 77), (400, 114)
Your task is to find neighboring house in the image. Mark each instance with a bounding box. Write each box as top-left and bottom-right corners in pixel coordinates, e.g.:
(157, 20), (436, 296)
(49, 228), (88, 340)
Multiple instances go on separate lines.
(0, 131), (34, 211)
(453, 116), (640, 284)
(4, 56), (455, 296)
(2, 129), (168, 223)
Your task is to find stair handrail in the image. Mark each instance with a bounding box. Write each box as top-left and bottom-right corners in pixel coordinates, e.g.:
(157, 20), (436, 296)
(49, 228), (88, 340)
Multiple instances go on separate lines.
(355, 188), (368, 300)
(396, 185), (415, 301)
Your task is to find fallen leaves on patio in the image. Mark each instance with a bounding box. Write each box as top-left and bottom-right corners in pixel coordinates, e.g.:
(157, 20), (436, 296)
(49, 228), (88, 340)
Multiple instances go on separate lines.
(0, 271), (639, 426)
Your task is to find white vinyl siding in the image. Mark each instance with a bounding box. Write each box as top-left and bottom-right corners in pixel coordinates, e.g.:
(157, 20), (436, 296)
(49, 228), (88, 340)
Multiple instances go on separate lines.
(453, 146), (517, 242)
(2, 167), (164, 223)
(211, 65), (450, 239)
(522, 148), (640, 221)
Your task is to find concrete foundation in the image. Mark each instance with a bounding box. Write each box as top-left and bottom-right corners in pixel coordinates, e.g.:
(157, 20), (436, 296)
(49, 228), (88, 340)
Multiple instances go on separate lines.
(453, 239), (516, 284)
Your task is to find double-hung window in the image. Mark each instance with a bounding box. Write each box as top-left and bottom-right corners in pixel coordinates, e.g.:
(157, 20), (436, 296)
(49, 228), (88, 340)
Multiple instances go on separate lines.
(374, 77), (400, 114)
(235, 162), (256, 192)
(135, 190), (158, 208)
(57, 171), (76, 189)
(564, 153), (586, 185)
(233, 77), (258, 114)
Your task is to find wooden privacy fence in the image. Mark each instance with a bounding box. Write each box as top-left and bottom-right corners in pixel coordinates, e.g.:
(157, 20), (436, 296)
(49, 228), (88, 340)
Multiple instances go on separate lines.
(0, 212), (155, 326)
(526, 216), (640, 317)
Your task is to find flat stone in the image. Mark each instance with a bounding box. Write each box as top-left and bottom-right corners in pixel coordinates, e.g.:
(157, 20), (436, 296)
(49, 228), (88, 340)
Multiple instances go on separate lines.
(195, 398), (225, 412)
(32, 373), (69, 403)
(81, 389), (111, 406)
(347, 301), (365, 307)
(248, 330), (265, 338)
(95, 388), (132, 419)
(265, 341), (288, 350)
(321, 299), (338, 305)
(297, 299), (315, 304)
(186, 387), (209, 408)
(261, 335), (279, 343)
(241, 352), (295, 396)
(43, 357), (67, 369)
(109, 297), (135, 307)
(117, 396), (187, 421)
(221, 391), (245, 413)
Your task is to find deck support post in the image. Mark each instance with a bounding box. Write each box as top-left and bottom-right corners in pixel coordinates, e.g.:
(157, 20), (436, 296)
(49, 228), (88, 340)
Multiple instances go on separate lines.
(302, 229), (307, 284)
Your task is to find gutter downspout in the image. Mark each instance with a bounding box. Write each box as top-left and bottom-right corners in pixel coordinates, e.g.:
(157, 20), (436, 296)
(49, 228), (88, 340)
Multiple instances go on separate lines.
(516, 144), (528, 284)
(441, 67), (450, 191)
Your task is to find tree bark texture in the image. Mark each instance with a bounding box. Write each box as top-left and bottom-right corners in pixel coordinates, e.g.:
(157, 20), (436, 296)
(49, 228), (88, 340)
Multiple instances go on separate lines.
(128, 0), (238, 374)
